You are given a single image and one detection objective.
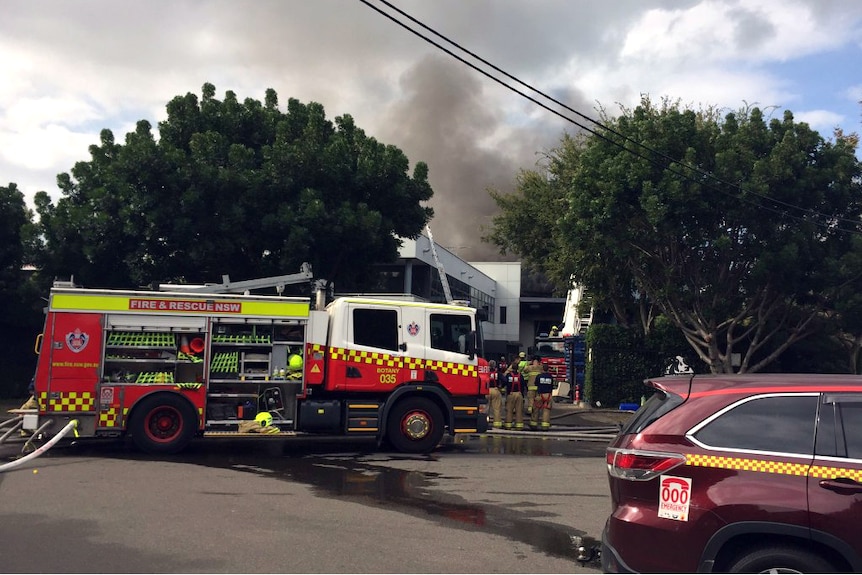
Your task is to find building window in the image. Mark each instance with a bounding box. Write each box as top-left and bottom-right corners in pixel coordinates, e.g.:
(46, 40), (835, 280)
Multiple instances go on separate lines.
(500, 306), (507, 324)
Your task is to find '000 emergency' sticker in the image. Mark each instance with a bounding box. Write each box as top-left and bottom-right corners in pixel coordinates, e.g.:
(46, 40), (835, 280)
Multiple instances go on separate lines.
(658, 475), (691, 521)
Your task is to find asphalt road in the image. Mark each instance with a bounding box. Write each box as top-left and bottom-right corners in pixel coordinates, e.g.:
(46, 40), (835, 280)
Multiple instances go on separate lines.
(0, 431), (611, 574)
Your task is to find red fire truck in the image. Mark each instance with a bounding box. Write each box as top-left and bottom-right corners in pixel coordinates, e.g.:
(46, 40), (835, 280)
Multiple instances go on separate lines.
(23, 281), (489, 454)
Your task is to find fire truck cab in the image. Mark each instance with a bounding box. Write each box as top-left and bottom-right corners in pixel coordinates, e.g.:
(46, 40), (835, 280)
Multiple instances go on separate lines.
(26, 285), (489, 454)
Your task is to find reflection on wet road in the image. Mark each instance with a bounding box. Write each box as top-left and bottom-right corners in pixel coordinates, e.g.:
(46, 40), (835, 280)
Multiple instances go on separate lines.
(42, 433), (607, 566)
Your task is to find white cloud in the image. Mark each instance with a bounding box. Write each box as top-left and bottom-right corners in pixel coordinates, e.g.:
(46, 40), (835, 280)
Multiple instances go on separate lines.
(0, 123), (93, 171)
(844, 85), (862, 102)
(1, 0), (861, 255)
(621, 1), (855, 65)
(2, 96), (101, 131)
(793, 109), (845, 134)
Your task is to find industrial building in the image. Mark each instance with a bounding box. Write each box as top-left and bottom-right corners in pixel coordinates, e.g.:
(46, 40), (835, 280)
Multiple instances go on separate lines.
(372, 234), (565, 358)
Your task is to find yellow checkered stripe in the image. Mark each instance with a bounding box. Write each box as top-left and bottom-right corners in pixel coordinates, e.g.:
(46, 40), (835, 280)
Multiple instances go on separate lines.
(686, 453), (862, 481)
(38, 391), (95, 412)
(810, 465), (862, 482)
(327, 346), (477, 377)
(423, 360), (476, 377)
(330, 348), (404, 367)
(687, 454), (810, 476)
(99, 406), (120, 428)
(404, 356), (424, 370)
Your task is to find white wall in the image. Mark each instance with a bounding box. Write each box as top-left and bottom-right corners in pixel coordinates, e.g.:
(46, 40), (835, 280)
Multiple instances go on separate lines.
(471, 261), (521, 345)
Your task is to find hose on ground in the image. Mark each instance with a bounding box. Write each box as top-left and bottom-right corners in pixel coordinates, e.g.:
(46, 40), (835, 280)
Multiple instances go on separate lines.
(0, 416), (24, 443)
(0, 419), (78, 473)
(0, 416), (22, 431)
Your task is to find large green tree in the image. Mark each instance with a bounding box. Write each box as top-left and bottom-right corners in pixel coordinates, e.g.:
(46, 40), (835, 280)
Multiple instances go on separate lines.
(0, 183), (44, 396)
(489, 97), (862, 373)
(35, 83), (433, 290)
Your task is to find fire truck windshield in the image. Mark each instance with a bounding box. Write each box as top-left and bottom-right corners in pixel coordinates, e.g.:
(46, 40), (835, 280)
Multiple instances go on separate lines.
(535, 338), (565, 358)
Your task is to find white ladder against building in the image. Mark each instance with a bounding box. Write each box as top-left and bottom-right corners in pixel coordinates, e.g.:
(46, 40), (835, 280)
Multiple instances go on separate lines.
(560, 279), (594, 336)
(425, 225), (454, 304)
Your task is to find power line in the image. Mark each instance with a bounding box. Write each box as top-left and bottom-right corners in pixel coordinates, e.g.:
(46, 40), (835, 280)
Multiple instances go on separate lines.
(359, 0), (862, 236)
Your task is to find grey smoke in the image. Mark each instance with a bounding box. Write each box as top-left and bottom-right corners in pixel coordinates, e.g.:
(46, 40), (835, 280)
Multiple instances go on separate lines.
(378, 54), (589, 261)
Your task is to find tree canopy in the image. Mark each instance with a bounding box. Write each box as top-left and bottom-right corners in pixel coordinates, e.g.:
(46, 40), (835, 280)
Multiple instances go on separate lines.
(34, 83), (433, 290)
(488, 97), (862, 373)
(0, 182), (44, 394)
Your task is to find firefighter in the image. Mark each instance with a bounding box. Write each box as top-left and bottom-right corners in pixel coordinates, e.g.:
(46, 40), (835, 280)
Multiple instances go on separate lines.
(497, 355), (509, 375)
(487, 360), (502, 428)
(517, 351), (528, 372)
(497, 356), (509, 416)
(19, 375), (37, 410)
(522, 356), (543, 423)
(532, 363), (555, 431)
(503, 363), (524, 430)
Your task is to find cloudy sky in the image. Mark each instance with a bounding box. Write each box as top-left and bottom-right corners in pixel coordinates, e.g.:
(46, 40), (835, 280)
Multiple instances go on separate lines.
(2, 0), (861, 261)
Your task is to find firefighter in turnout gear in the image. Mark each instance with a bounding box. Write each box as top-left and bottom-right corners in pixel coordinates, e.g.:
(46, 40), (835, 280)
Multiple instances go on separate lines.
(487, 360), (503, 428)
(522, 357), (543, 422)
(503, 364), (525, 430)
(517, 351), (528, 372)
(532, 363), (555, 431)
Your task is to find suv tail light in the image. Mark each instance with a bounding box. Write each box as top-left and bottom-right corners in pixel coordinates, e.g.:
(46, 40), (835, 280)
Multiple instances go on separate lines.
(607, 448), (686, 481)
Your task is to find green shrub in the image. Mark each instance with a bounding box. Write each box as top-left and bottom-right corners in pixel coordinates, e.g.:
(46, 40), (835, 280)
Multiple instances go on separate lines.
(584, 320), (702, 407)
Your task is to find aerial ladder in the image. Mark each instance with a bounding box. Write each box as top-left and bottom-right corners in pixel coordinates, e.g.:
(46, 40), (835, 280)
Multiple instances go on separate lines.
(560, 280), (593, 336)
(553, 279), (593, 403)
(425, 225), (454, 304)
(158, 262), (315, 295)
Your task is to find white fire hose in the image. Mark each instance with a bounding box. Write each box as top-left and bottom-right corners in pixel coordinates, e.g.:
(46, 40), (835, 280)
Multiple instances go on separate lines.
(0, 419), (79, 473)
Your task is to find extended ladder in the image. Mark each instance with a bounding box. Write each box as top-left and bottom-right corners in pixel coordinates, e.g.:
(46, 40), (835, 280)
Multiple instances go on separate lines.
(561, 279), (594, 336)
(425, 225), (454, 304)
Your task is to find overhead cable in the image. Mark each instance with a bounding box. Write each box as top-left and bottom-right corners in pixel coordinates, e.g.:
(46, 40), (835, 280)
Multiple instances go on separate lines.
(359, 0), (862, 235)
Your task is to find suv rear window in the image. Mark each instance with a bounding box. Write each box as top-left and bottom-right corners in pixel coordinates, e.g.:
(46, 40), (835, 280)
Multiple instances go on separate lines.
(691, 395), (818, 454)
(819, 394), (862, 458)
(620, 390), (683, 435)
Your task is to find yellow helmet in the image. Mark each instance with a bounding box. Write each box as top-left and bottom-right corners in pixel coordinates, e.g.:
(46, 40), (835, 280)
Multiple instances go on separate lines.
(519, 351), (526, 358)
(288, 353), (303, 371)
(255, 411), (273, 428)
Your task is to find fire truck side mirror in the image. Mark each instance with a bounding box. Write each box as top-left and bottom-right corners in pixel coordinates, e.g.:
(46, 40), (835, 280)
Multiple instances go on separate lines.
(467, 331), (476, 359)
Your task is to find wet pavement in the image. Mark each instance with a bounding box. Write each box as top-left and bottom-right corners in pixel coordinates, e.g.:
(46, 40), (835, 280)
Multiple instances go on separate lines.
(131, 433), (605, 568)
(2, 422), (612, 571)
(1, 399), (627, 571)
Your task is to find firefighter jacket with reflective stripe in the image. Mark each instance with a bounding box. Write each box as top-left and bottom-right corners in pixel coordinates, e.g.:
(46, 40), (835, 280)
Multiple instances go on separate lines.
(504, 371), (523, 394)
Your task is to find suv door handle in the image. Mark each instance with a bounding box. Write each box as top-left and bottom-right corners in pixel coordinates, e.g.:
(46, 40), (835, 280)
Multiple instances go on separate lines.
(819, 479), (862, 494)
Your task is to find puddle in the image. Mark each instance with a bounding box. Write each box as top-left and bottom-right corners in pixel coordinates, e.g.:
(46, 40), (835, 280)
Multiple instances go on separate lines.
(35, 433), (604, 565)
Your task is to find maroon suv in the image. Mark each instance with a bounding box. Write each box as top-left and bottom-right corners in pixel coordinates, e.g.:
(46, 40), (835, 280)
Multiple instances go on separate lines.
(602, 374), (862, 573)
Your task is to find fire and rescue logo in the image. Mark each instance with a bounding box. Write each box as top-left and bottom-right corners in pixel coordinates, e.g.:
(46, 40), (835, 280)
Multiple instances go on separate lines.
(407, 322), (420, 336)
(66, 328), (89, 353)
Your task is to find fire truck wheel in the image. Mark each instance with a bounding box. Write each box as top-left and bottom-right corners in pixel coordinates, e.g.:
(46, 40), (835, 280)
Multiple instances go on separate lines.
(129, 394), (197, 454)
(386, 397), (444, 454)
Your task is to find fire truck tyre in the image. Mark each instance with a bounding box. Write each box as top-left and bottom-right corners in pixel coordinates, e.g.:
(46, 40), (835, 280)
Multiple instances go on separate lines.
(130, 395), (197, 454)
(727, 545), (835, 573)
(386, 397), (444, 454)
